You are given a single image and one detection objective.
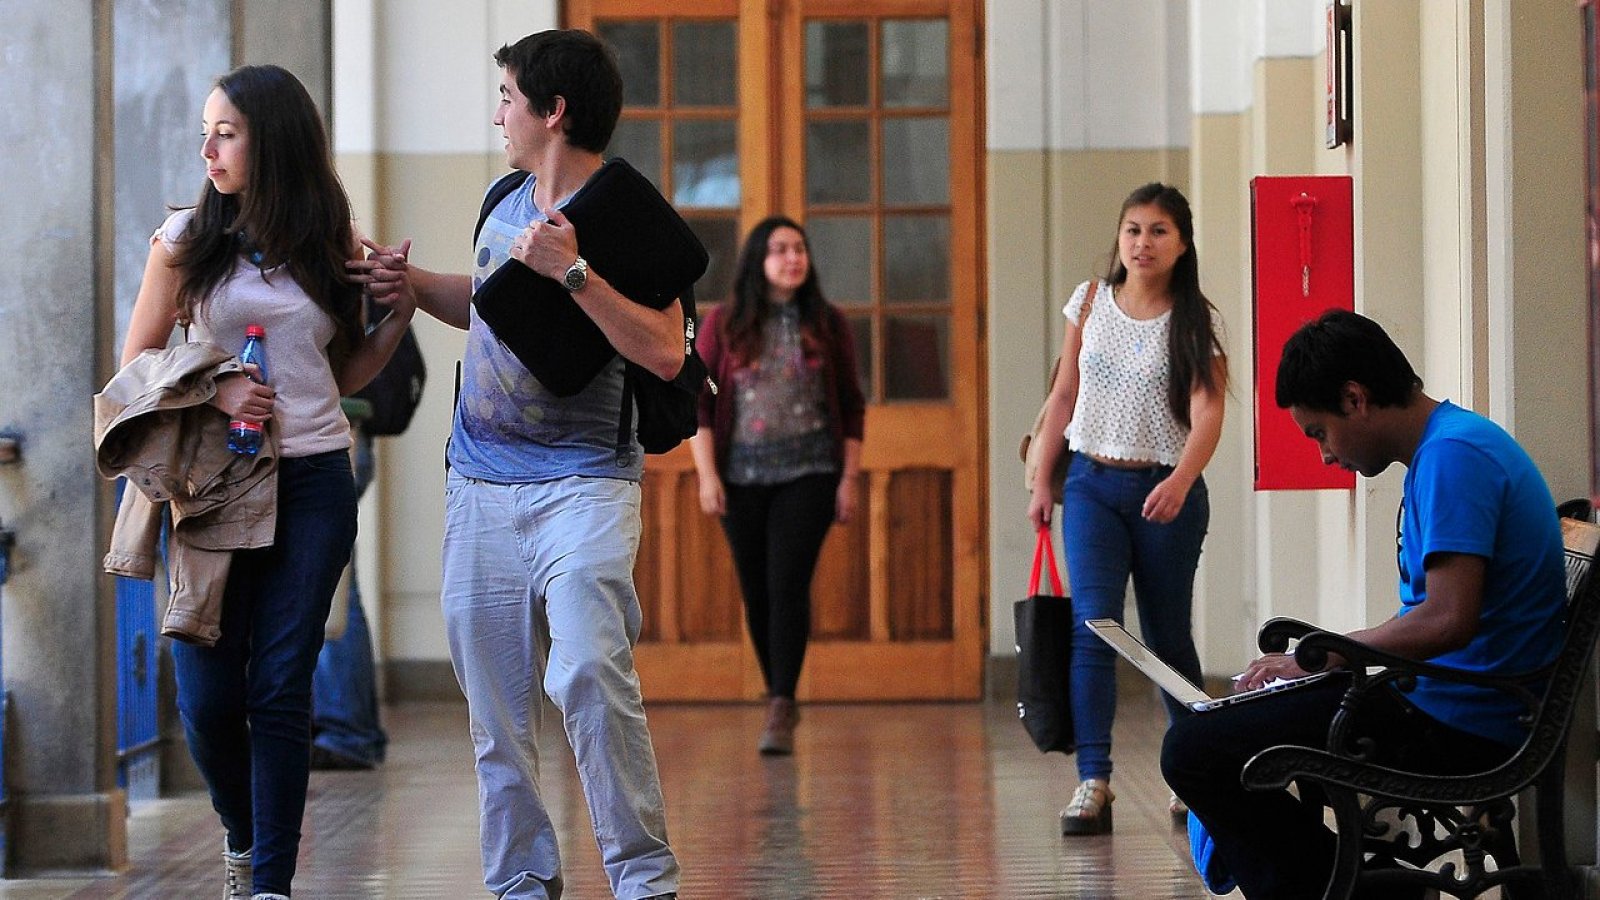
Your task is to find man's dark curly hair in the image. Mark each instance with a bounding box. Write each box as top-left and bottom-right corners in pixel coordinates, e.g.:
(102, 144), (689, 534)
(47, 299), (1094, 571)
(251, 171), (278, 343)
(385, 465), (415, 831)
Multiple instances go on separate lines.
(495, 29), (623, 153)
(1275, 309), (1422, 412)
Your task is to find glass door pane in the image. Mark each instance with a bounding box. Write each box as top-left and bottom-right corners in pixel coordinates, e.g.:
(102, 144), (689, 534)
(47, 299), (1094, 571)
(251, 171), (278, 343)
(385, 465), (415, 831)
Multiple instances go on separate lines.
(599, 15), (741, 303)
(802, 17), (950, 401)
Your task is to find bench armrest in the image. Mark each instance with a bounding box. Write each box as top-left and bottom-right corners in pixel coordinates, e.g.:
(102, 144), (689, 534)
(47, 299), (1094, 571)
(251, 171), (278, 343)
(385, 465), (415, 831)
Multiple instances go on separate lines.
(1256, 616), (1318, 653)
(1290, 630), (1545, 720)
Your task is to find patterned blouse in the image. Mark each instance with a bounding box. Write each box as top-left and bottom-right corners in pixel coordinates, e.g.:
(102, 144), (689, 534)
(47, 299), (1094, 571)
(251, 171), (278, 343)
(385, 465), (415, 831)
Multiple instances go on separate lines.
(724, 305), (838, 485)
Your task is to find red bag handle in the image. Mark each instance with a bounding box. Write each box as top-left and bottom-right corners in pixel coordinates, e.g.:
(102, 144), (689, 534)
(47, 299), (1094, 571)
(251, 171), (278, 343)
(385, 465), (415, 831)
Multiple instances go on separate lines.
(1029, 527), (1064, 597)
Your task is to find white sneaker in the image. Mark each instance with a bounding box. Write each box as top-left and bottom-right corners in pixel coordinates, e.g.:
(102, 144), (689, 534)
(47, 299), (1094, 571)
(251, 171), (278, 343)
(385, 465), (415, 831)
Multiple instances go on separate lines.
(251, 894), (290, 899)
(222, 843), (251, 900)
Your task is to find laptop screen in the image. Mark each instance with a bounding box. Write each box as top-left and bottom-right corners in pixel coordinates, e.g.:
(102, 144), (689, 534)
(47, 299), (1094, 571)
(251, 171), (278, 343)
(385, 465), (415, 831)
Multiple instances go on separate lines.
(1084, 618), (1213, 707)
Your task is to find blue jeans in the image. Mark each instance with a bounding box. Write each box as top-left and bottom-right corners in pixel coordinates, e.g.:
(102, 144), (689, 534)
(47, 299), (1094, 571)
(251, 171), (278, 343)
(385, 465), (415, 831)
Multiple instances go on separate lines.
(311, 574), (388, 765)
(441, 472), (679, 900)
(173, 451), (358, 896)
(312, 435), (388, 765)
(1060, 453), (1208, 782)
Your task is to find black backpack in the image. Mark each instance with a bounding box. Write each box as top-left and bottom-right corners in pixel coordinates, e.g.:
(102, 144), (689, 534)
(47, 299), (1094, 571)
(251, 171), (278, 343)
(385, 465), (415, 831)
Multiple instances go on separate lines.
(473, 170), (713, 463)
(351, 299), (427, 437)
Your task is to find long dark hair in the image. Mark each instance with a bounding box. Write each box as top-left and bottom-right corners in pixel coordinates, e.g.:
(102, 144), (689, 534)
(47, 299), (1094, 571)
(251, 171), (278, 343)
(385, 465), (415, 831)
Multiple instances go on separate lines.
(722, 216), (834, 363)
(172, 65), (360, 366)
(1103, 182), (1227, 426)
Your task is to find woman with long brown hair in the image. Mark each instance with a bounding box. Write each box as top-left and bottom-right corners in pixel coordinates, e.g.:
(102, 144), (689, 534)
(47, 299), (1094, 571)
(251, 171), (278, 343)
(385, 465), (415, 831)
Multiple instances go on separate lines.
(690, 215), (865, 755)
(119, 64), (413, 899)
(1025, 183), (1228, 835)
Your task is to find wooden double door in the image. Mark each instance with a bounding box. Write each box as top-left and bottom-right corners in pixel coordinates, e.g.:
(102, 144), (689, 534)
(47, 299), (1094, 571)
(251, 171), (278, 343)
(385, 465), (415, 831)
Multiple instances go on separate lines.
(568, 0), (985, 701)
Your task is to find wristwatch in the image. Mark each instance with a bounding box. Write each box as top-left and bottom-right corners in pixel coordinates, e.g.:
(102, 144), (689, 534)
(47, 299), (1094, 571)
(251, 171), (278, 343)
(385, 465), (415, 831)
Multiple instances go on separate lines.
(562, 256), (589, 292)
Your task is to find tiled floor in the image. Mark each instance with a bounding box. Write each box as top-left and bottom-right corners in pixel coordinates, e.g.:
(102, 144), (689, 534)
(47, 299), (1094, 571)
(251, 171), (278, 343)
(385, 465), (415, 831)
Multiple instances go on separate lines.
(7, 684), (1236, 898)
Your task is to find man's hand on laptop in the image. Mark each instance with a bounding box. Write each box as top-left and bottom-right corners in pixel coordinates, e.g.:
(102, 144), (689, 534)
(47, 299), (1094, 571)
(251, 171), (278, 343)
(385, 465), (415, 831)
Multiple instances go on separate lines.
(1234, 650), (1342, 692)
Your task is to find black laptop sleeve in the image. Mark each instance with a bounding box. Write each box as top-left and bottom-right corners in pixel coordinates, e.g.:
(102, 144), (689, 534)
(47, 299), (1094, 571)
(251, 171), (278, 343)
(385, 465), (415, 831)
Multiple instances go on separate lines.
(471, 157), (709, 397)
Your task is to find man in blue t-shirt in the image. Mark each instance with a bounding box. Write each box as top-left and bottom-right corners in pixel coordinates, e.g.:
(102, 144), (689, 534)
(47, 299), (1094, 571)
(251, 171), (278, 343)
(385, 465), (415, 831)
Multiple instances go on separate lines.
(354, 29), (681, 900)
(1162, 310), (1565, 899)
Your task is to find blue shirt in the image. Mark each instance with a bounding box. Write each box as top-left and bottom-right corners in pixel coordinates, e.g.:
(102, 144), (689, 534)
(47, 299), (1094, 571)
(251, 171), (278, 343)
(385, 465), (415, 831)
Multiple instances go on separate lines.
(447, 174), (642, 483)
(1399, 401), (1565, 746)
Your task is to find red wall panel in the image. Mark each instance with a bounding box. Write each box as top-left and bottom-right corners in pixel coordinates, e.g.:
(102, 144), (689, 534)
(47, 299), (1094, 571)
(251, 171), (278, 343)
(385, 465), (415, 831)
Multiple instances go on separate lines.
(1252, 175), (1355, 491)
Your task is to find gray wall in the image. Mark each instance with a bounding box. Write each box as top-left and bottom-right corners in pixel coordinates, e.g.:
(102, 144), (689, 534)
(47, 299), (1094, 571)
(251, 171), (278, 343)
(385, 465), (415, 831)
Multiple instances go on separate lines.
(0, 0), (330, 873)
(0, 0), (126, 873)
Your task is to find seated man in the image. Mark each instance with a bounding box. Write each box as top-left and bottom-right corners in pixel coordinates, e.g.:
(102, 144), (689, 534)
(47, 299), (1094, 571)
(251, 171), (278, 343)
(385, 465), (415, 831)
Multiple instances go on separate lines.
(1161, 309), (1567, 899)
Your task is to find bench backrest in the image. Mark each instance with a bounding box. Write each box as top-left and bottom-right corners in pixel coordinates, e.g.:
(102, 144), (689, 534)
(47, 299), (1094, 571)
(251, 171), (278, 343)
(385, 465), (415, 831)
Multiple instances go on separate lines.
(1518, 517), (1600, 766)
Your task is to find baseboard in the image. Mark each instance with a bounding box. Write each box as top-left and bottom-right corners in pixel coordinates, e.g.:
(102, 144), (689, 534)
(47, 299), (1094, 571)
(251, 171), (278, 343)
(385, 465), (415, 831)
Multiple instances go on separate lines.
(386, 654), (1233, 707)
(987, 653), (1019, 701)
(988, 652), (1236, 704)
(384, 659), (466, 703)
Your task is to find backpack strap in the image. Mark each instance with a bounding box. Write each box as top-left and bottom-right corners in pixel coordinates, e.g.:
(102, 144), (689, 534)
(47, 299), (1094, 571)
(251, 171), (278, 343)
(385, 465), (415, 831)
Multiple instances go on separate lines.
(615, 284), (698, 467)
(474, 170), (532, 245)
(1080, 278), (1099, 325)
(617, 369), (636, 468)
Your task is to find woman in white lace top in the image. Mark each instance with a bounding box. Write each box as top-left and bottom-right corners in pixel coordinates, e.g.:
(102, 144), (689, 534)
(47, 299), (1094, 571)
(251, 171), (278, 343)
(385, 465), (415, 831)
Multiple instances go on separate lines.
(1024, 183), (1229, 837)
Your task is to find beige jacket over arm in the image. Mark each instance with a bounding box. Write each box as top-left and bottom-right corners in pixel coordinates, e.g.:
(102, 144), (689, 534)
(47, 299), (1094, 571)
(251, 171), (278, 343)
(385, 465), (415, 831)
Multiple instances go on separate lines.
(94, 341), (279, 646)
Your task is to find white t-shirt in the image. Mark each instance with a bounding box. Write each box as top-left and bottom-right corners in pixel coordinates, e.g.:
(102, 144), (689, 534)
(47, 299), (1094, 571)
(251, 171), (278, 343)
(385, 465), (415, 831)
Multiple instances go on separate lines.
(1062, 279), (1201, 467)
(154, 209), (351, 458)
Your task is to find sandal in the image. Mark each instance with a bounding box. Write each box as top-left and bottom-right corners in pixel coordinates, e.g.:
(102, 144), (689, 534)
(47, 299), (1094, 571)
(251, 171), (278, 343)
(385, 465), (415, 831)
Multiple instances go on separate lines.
(1060, 778), (1114, 835)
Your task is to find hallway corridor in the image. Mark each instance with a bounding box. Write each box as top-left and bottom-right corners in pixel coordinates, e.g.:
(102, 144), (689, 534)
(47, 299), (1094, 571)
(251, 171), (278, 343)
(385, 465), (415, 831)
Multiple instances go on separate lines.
(6, 685), (1226, 898)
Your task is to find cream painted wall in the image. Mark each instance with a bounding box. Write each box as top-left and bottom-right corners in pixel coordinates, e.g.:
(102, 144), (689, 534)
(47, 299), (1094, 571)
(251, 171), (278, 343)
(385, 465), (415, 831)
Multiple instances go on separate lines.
(1484, 0), (1589, 502)
(987, 147), (1189, 659)
(333, 0), (557, 672)
(1188, 111), (1255, 664)
(984, 1), (1195, 659)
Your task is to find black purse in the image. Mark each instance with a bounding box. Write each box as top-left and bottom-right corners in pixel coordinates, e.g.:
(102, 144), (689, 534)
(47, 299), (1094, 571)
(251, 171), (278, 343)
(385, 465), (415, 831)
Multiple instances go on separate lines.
(1015, 528), (1075, 754)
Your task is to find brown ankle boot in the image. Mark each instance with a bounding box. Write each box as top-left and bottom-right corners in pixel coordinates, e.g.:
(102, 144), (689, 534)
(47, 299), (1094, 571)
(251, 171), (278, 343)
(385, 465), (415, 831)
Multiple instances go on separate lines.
(758, 696), (797, 755)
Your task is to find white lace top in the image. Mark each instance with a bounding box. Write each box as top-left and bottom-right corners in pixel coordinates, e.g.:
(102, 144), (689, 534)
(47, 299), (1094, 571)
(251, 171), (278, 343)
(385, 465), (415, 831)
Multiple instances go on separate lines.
(1062, 279), (1206, 467)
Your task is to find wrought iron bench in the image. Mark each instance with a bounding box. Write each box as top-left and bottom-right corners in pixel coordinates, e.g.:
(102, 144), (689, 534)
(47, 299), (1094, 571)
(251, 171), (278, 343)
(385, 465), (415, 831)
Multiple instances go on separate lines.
(1240, 511), (1600, 900)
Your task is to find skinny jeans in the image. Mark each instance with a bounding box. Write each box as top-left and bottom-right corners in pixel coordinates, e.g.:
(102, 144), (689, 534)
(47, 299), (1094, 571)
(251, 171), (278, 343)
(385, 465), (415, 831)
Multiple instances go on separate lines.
(721, 472), (839, 699)
(173, 450), (358, 896)
(1060, 453), (1208, 782)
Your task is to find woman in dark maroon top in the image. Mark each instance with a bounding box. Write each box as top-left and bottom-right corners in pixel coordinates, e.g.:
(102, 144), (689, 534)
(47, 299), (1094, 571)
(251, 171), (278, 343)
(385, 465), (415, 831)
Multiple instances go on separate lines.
(690, 216), (866, 754)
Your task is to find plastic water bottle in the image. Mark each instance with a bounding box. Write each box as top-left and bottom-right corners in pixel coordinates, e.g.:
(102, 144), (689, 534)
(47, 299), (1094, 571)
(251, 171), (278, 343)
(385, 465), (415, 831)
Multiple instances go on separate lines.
(227, 324), (267, 456)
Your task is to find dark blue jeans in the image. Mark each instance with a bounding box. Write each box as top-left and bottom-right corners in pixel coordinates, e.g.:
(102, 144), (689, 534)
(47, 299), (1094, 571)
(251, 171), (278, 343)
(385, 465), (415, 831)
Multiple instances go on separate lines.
(173, 451), (357, 896)
(1060, 453), (1208, 782)
(312, 435), (388, 765)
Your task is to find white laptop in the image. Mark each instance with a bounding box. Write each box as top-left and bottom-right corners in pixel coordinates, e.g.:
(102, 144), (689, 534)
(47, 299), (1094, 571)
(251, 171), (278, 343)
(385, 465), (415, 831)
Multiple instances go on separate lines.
(1085, 618), (1333, 713)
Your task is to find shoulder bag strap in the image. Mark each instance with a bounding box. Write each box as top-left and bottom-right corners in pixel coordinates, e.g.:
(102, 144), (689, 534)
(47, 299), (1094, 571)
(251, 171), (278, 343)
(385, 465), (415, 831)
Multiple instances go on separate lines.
(1080, 278), (1099, 326)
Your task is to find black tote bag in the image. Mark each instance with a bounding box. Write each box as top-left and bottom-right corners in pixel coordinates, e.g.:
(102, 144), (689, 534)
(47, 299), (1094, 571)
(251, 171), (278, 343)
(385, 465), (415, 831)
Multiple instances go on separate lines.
(1015, 528), (1075, 754)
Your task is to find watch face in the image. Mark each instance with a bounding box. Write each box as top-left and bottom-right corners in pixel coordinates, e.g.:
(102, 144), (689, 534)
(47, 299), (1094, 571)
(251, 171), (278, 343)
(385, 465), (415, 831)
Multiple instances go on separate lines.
(563, 260), (587, 291)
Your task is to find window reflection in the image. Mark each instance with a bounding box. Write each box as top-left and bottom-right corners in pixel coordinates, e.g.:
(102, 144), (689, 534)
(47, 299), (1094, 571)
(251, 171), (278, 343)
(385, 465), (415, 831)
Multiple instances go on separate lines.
(674, 22), (737, 107)
(606, 119), (663, 191)
(805, 121), (871, 204)
(881, 20), (948, 108)
(885, 316), (948, 400)
(672, 120), (739, 208)
(806, 217), (872, 303)
(805, 21), (869, 107)
(883, 118), (949, 205)
(599, 21), (660, 108)
(884, 216), (949, 303)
